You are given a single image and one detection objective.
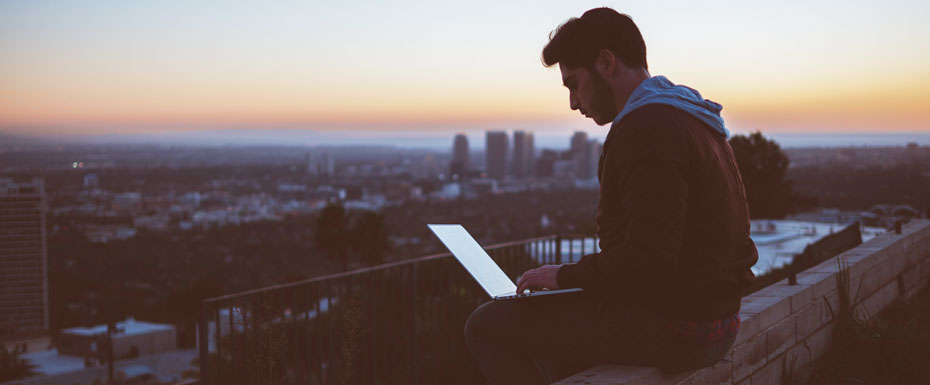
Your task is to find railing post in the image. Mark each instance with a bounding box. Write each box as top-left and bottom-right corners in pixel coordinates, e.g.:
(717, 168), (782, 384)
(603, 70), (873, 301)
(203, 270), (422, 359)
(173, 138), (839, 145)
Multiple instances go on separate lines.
(199, 303), (210, 385)
(569, 237), (574, 263)
(368, 270), (376, 385)
(555, 236), (562, 265)
(787, 263), (797, 285)
(411, 262), (419, 385)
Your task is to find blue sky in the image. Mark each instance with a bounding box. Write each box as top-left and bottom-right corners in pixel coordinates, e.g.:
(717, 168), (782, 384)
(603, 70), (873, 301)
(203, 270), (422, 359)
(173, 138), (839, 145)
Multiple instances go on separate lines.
(1, 0), (929, 143)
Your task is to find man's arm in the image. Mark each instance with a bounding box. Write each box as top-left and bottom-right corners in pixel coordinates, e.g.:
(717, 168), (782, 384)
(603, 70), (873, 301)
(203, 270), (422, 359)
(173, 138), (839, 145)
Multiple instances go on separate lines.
(515, 264), (562, 294)
(555, 118), (691, 295)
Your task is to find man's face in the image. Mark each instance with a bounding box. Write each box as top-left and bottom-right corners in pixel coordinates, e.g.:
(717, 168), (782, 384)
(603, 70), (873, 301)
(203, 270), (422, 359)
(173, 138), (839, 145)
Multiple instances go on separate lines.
(559, 64), (618, 126)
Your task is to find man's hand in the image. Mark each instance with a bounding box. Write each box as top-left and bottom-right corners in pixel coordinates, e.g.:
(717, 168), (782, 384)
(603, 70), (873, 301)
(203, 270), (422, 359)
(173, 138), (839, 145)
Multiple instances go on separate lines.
(515, 264), (562, 294)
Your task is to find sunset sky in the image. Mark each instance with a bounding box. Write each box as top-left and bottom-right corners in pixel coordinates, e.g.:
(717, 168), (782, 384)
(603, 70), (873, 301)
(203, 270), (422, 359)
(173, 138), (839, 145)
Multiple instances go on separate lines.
(1, 0), (929, 143)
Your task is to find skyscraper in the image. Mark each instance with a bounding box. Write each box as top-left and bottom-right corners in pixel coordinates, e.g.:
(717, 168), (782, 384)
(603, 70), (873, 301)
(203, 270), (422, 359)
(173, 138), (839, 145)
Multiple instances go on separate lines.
(570, 131), (588, 156)
(588, 139), (603, 180)
(306, 152), (318, 176)
(571, 131), (593, 179)
(512, 131), (535, 179)
(321, 152), (335, 176)
(536, 149), (558, 178)
(485, 131), (509, 180)
(449, 134), (469, 178)
(0, 178), (48, 333)
(307, 151), (335, 177)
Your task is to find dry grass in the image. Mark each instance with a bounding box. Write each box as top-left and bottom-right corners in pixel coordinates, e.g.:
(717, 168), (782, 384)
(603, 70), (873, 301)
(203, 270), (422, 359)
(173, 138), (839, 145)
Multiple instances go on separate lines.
(805, 258), (930, 385)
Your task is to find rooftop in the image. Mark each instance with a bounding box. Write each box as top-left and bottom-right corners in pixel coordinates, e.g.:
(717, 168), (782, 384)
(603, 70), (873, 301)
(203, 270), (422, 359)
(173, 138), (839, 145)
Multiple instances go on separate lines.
(61, 317), (174, 337)
(750, 220), (884, 275)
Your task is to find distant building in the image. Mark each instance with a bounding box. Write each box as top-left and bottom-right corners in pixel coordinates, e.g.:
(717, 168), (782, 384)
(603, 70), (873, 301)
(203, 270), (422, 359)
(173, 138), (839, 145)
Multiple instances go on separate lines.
(83, 174), (99, 189)
(485, 131), (509, 180)
(0, 178), (49, 333)
(570, 132), (594, 179)
(133, 214), (171, 231)
(449, 134), (469, 179)
(306, 152), (316, 176)
(306, 151), (335, 176)
(81, 224), (137, 243)
(570, 131), (588, 155)
(322, 152), (335, 175)
(465, 179), (498, 197)
(535, 149), (558, 178)
(554, 159), (576, 180)
(58, 317), (176, 359)
(588, 140), (602, 180)
(435, 183), (463, 200)
(870, 203), (917, 219)
(411, 154), (441, 180)
(178, 192), (201, 207)
(114, 192), (141, 210)
(385, 183), (421, 202)
(749, 220), (885, 275)
(512, 131), (535, 179)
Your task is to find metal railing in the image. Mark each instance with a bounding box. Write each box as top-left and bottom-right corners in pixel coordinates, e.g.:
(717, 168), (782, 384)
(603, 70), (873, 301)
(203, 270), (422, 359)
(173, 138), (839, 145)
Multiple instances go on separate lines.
(198, 234), (599, 385)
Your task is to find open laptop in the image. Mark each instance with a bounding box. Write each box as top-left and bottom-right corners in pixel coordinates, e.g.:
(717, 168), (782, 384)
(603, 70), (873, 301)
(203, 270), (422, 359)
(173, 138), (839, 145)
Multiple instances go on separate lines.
(428, 224), (583, 300)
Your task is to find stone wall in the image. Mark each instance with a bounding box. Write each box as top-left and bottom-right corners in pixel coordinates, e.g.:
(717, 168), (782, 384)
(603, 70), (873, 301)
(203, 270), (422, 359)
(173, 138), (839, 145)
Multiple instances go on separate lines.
(554, 220), (930, 385)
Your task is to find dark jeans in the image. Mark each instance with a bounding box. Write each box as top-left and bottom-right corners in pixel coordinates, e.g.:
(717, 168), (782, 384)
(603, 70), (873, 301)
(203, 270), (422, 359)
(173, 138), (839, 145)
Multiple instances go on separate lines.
(464, 291), (736, 385)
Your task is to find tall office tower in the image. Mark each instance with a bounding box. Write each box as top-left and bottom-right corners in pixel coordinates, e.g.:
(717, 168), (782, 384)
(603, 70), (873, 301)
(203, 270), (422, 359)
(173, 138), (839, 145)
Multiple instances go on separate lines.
(526, 132), (536, 177)
(570, 131), (588, 156)
(536, 149), (558, 178)
(321, 152), (335, 176)
(571, 131), (594, 180)
(306, 152), (318, 176)
(0, 178), (49, 333)
(449, 134), (470, 178)
(588, 140), (603, 180)
(512, 131), (535, 179)
(307, 151), (335, 176)
(485, 131), (509, 180)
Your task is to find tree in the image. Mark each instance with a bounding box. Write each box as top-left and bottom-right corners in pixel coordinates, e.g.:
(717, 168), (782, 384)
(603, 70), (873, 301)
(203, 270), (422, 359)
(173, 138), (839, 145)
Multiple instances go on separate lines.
(315, 203), (350, 270)
(349, 210), (391, 266)
(729, 131), (812, 218)
(0, 343), (35, 382)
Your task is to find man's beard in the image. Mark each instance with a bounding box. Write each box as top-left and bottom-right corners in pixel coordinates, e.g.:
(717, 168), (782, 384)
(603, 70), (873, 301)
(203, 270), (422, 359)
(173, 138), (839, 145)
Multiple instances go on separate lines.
(590, 69), (619, 126)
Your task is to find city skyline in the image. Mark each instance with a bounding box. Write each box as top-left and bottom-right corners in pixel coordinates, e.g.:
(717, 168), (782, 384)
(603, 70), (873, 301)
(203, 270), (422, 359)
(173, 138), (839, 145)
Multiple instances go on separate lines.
(7, 128), (930, 151)
(2, 1), (929, 140)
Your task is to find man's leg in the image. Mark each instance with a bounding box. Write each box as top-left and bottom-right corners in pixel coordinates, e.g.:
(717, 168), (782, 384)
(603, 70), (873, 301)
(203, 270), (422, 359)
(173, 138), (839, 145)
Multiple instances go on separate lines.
(464, 292), (661, 385)
(464, 292), (738, 384)
(464, 298), (551, 385)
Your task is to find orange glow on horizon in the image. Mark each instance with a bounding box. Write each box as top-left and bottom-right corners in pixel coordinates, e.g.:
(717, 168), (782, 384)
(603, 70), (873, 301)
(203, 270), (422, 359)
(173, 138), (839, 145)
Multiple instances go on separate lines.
(3, 81), (928, 136)
(2, 0), (929, 137)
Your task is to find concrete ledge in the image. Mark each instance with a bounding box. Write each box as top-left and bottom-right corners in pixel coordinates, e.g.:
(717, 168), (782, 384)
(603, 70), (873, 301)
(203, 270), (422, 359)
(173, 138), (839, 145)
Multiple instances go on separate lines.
(554, 220), (930, 385)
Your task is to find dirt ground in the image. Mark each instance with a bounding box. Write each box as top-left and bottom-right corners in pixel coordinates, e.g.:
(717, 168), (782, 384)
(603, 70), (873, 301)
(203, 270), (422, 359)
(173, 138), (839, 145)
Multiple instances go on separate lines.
(804, 282), (930, 385)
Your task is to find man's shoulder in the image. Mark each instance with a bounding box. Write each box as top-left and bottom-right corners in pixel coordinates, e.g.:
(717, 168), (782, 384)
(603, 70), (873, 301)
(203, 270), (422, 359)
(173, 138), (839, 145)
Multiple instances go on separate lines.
(615, 104), (698, 133)
(606, 104), (695, 150)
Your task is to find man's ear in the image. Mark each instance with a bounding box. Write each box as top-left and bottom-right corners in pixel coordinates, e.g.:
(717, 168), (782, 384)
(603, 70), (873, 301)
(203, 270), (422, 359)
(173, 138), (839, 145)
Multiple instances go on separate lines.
(594, 49), (616, 77)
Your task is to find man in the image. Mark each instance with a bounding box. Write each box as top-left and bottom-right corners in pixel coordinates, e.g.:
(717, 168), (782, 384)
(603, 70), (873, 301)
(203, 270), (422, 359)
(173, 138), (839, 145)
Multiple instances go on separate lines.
(464, 7), (758, 385)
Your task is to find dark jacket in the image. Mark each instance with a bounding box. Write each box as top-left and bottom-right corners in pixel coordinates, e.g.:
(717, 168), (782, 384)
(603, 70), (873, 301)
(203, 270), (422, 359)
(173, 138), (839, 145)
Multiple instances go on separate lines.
(556, 104), (758, 321)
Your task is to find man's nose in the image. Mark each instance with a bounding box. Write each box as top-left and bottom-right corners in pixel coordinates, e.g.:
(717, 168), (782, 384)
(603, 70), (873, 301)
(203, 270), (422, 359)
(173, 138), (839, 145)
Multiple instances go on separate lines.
(569, 94), (579, 111)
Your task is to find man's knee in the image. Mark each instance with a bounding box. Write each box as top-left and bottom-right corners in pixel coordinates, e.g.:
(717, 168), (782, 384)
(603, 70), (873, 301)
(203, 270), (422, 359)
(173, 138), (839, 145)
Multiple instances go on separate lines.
(464, 301), (491, 344)
(464, 300), (509, 347)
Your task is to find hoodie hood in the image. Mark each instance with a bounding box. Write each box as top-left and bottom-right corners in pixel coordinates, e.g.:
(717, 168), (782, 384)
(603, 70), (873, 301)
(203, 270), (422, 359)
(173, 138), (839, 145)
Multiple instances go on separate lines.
(612, 75), (729, 138)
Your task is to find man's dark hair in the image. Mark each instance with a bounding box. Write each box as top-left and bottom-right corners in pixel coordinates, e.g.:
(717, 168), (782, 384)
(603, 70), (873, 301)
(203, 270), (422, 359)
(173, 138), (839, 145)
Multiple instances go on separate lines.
(542, 8), (647, 70)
